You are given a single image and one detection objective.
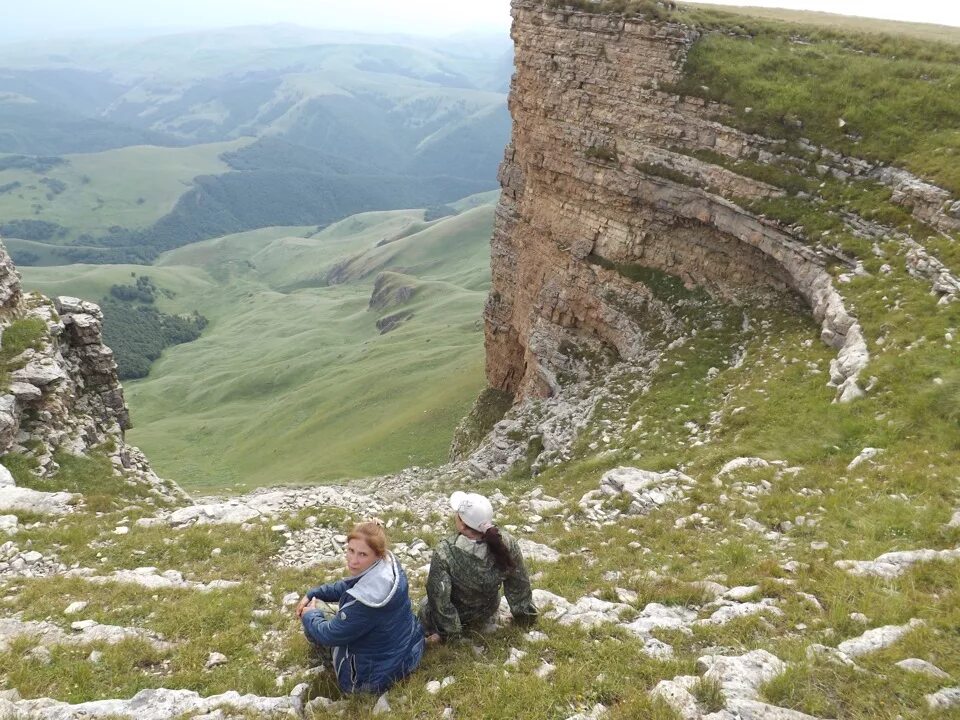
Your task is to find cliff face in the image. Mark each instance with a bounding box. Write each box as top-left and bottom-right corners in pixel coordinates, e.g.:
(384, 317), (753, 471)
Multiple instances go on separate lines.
(485, 1), (874, 403)
(0, 238), (175, 493)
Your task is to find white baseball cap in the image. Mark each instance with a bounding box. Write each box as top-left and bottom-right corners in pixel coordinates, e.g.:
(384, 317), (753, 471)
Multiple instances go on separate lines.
(449, 491), (494, 532)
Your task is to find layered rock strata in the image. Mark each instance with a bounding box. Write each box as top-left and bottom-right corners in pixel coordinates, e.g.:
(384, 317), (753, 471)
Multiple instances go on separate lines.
(486, 1), (871, 403)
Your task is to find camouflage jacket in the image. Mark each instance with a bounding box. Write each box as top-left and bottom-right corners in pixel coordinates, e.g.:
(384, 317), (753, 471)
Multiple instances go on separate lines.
(423, 532), (537, 640)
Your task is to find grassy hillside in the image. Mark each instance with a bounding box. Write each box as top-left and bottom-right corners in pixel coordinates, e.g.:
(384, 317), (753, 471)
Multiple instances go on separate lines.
(0, 140), (248, 244)
(4, 205), (959, 720)
(685, 3), (960, 45)
(21, 202), (497, 491)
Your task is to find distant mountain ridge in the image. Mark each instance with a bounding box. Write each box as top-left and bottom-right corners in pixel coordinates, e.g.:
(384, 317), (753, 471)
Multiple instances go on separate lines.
(0, 25), (512, 263)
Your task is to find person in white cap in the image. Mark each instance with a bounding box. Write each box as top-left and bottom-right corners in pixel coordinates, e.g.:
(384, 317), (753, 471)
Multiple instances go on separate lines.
(419, 491), (537, 643)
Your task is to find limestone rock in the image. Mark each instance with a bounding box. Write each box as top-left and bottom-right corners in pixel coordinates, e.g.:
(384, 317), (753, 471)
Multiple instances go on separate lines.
(835, 548), (960, 578)
(517, 538), (560, 563)
(698, 600), (784, 626)
(651, 678), (700, 720)
(0, 240), (22, 308)
(714, 457), (770, 481)
(168, 503), (262, 526)
(533, 589), (631, 628)
(847, 447), (882, 470)
(564, 704), (608, 720)
(205, 652), (229, 669)
(697, 650), (787, 701)
(11, 359), (68, 387)
(0, 486), (78, 515)
(484, 5), (870, 404)
(64, 567), (240, 593)
(926, 687), (960, 710)
(836, 619), (925, 658)
(624, 603), (697, 635)
(3, 687), (301, 720)
(64, 601), (88, 615)
(373, 692), (391, 715)
(580, 466), (694, 516)
(0, 616), (171, 653)
(895, 658), (950, 679)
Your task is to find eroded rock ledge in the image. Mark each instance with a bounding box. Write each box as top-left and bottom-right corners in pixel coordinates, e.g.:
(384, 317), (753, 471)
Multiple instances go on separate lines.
(0, 238), (182, 501)
(485, 0), (869, 403)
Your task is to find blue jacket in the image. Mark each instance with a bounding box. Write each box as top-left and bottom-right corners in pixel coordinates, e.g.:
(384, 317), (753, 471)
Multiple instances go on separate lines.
(301, 553), (424, 694)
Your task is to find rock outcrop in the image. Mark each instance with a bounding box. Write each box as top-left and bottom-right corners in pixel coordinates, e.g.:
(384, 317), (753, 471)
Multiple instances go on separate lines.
(485, 0), (871, 404)
(0, 238), (179, 499)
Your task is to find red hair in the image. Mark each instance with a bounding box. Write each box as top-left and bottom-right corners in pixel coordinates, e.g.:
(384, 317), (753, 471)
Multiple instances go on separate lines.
(347, 520), (388, 558)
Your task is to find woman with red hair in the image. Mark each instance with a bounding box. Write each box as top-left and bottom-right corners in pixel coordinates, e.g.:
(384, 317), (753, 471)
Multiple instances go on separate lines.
(296, 520), (424, 694)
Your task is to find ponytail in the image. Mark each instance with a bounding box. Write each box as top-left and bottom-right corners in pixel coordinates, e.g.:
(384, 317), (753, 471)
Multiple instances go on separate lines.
(481, 526), (515, 573)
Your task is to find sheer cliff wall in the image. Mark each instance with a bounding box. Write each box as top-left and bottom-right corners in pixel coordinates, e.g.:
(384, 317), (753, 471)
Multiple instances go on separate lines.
(485, 0), (869, 402)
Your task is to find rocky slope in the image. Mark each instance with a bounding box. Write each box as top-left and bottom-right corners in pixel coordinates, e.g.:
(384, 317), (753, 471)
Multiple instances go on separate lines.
(0, 237), (183, 512)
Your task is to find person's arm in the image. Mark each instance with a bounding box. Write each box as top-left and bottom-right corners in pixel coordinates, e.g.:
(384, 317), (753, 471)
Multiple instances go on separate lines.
(425, 553), (462, 641)
(307, 579), (350, 603)
(301, 601), (372, 647)
(297, 579), (349, 618)
(503, 539), (537, 625)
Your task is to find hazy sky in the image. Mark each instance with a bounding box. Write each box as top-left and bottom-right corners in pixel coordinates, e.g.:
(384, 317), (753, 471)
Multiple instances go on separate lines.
(1, 0), (958, 41)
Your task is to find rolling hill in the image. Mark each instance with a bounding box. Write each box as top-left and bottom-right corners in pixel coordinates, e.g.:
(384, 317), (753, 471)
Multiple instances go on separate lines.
(21, 197), (497, 491)
(0, 26), (511, 263)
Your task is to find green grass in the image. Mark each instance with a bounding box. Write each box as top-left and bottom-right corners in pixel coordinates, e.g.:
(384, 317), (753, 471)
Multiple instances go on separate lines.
(0, 140), (249, 243)
(675, 22), (960, 194)
(685, 4), (960, 46)
(4, 232), (960, 717)
(21, 206), (493, 492)
(0, 316), (48, 361)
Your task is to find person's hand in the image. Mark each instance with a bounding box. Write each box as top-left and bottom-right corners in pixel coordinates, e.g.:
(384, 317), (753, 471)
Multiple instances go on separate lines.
(295, 595), (310, 619)
(425, 633), (442, 646)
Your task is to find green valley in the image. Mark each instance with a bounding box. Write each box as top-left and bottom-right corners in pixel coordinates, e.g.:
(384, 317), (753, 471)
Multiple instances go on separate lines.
(21, 198), (496, 491)
(0, 26), (510, 264)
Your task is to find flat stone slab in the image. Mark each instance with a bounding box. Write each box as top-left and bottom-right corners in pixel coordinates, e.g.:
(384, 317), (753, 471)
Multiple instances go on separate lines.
(0, 687), (300, 720)
(895, 658), (950, 679)
(836, 619), (924, 658)
(0, 616), (171, 653)
(64, 567), (240, 593)
(0, 486), (78, 515)
(835, 547), (960, 578)
(517, 538), (561, 563)
(168, 503), (262, 526)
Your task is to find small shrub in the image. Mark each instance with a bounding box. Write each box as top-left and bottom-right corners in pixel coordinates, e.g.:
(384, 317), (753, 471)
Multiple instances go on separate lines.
(585, 145), (619, 163)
